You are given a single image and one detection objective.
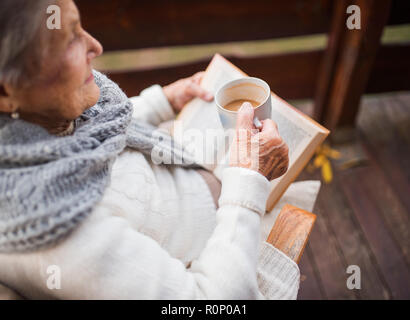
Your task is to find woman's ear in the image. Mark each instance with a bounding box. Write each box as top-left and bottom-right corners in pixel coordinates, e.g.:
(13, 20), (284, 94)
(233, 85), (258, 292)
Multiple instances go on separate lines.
(0, 84), (7, 97)
(0, 84), (15, 113)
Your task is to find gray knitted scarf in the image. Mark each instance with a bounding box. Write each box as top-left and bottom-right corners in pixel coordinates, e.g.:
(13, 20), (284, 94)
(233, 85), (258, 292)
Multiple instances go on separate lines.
(0, 71), (200, 253)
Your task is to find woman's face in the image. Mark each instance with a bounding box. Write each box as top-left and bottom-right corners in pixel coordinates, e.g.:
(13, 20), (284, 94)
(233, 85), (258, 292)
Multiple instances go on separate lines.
(3, 0), (103, 128)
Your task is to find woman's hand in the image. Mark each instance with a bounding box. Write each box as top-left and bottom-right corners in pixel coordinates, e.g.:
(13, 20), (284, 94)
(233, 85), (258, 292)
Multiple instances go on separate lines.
(163, 72), (214, 113)
(229, 102), (289, 181)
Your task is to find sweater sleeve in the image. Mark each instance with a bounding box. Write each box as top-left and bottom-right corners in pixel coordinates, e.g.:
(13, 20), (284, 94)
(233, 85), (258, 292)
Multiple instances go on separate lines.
(129, 85), (176, 126)
(257, 242), (300, 300)
(0, 167), (274, 300)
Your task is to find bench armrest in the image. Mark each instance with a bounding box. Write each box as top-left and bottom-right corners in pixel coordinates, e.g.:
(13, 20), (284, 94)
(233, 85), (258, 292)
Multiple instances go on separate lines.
(266, 204), (316, 264)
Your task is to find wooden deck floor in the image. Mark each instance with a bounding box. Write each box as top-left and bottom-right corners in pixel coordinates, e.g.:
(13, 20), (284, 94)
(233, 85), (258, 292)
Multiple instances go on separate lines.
(294, 91), (410, 300)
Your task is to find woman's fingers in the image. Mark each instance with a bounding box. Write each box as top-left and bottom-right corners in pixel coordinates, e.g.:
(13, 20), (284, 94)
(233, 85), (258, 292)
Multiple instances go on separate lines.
(192, 71), (205, 84)
(163, 71), (213, 112)
(260, 119), (278, 133)
(236, 102), (255, 131)
(259, 119), (282, 145)
(187, 81), (214, 101)
(188, 71), (213, 101)
(230, 113), (289, 180)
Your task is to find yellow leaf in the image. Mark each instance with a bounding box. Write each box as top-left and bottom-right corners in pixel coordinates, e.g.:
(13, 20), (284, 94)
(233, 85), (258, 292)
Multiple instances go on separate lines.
(321, 144), (341, 159)
(328, 149), (341, 159)
(321, 159), (333, 183)
(321, 144), (331, 153)
(314, 154), (326, 168)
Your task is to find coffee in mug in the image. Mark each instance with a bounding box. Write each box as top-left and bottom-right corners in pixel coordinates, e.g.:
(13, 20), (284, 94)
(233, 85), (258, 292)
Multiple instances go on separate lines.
(223, 99), (260, 111)
(215, 77), (271, 129)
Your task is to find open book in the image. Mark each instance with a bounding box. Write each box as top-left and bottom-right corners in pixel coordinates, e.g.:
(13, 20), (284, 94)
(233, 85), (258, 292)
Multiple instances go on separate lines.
(172, 54), (329, 212)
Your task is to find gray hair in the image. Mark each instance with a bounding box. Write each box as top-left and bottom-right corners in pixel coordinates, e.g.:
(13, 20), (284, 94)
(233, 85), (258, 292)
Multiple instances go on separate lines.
(0, 0), (53, 87)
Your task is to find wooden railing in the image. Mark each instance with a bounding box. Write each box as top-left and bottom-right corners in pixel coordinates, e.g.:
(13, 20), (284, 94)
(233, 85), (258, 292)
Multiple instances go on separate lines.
(78, 0), (410, 133)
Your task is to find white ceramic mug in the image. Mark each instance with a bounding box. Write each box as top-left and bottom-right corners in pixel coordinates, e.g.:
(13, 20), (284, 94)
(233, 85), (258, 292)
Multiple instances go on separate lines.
(215, 77), (271, 130)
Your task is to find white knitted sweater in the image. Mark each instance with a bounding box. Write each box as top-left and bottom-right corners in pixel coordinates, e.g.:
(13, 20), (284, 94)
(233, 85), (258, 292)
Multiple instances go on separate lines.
(0, 85), (320, 300)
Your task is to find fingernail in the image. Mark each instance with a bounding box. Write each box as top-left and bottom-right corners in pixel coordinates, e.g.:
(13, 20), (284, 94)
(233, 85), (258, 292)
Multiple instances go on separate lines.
(239, 102), (252, 112)
(254, 117), (262, 129)
(206, 92), (214, 100)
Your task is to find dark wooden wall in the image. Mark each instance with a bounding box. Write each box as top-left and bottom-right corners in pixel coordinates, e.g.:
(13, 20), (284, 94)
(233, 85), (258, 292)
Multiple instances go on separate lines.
(77, 0), (410, 103)
(77, 0), (333, 50)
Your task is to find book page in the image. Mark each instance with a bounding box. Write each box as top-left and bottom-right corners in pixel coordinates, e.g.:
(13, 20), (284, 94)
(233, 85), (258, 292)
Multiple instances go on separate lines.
(272, 108), (312, 158)
(176, 55), (243, 132)
(268, 98), (314, 192)
(173, 56), (244, 170)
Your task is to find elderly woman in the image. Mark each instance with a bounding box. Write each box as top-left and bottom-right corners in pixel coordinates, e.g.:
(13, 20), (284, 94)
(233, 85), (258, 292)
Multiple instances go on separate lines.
(0, 0), (319, 300)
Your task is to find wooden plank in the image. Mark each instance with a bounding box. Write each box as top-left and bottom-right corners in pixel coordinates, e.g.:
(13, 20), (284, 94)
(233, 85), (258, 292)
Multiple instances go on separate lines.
(388, 0), (410, 25)
(312, 0), (348, 122)
(367, 44), (410, 94)
(357, 97), (410, 214)
(297, 244), (326, 300)
(359, 156), (410, 267)
(355, 95), (410, 266)
(378, 97), (410, 185)
(313, 0), (392, 131)
(77, 0), (333, 51)
(339, 167), (410, 299)
(266, 204), (316, 263)
(300, 176), (358, 300)
(77, 0), (408, 51)
(104, 42), (410, 101)
(108, 59), (210, 97)
(106, 51), (323, 100)
(360, 134), (410, 217)
(382, 93), (410, 146)
(308, 213), (357, 299)
(321, 170), (391, 299)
